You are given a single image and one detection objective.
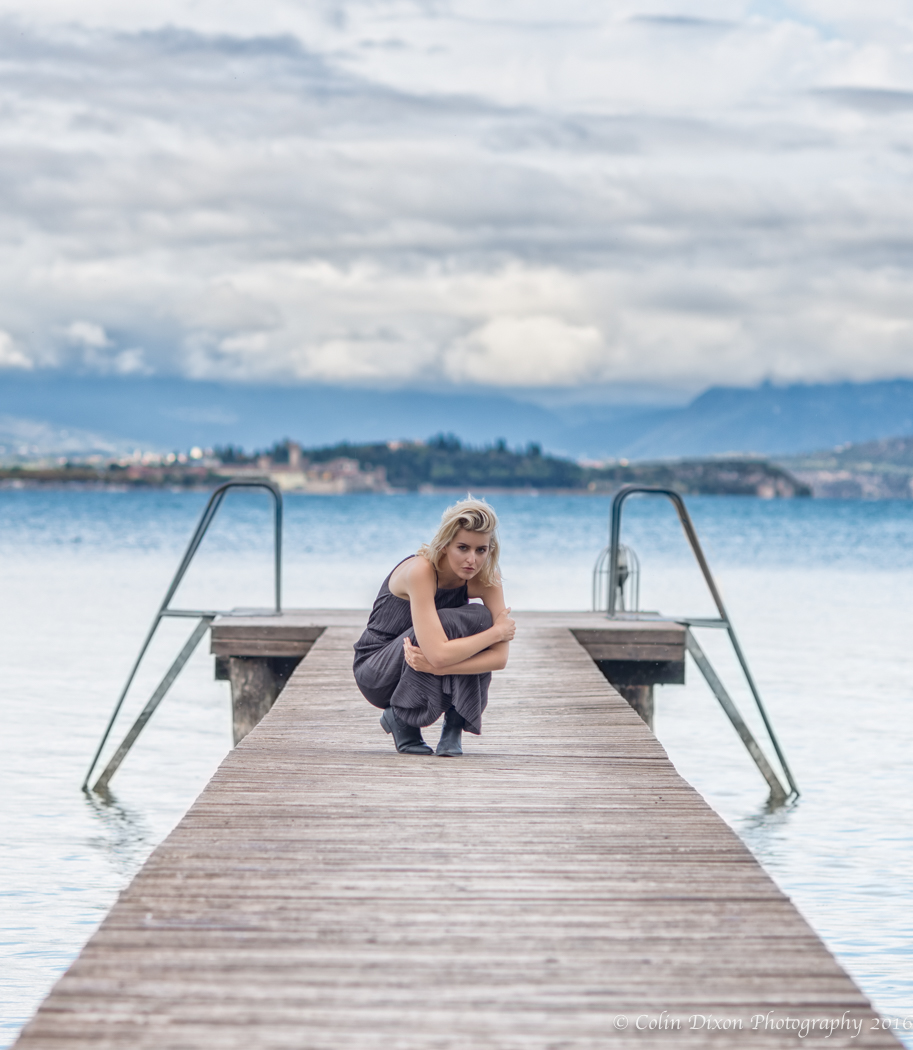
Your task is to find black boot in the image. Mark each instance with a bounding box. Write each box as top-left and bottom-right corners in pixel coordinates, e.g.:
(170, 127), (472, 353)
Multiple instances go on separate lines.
(380, 707), (433, 755)
(436, 707), (464, 757)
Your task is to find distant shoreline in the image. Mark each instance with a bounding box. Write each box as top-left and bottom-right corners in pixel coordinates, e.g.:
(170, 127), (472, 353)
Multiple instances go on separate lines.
(0, 476), (809, 498)
(0, 441), (813, 499)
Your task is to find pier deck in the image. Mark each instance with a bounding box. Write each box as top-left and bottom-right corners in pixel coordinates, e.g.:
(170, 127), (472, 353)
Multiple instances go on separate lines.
(17, 612), (897, 1048)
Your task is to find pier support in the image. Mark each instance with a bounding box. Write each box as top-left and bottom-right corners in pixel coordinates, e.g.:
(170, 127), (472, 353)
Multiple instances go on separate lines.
(217, 656), (301, 744)
(211, 614), (326, 745)
(571, 623), (685, 732)
(615, 684), (654, 729)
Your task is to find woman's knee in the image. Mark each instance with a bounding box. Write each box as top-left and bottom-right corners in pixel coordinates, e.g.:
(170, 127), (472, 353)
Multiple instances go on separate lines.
(438, 604), (492, 639)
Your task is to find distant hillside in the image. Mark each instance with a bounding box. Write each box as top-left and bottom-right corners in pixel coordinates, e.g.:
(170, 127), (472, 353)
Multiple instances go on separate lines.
(779, 434), (913, 499)
(2, 435), (810, 498)
(303, 437), (582, 491)
(288, 437), (810, 496)
(573, 380), (913, 459)
(810, 435), (913, 468)
(5, 372), (913, 460)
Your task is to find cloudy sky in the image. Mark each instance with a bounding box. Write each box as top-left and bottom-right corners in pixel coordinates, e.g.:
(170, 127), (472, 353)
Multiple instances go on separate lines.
(1, 0), (912, 397)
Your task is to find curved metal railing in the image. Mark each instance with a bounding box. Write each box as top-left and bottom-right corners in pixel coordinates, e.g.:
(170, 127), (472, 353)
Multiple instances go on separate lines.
(606, 485), (798, 803)
(83, 479), (282, 793)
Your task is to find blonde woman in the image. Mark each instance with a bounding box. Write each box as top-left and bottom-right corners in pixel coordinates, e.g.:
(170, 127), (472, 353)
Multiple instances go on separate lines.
(353, 498), (516, 756)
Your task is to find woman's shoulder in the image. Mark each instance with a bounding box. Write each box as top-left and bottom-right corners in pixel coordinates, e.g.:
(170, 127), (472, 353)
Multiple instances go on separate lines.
(389, 553), (435, 598)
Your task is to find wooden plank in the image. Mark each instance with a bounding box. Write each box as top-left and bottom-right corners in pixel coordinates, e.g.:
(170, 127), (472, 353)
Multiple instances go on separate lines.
(210, 640), (315, 657)
(211, 623), (326, 642)
(577, 642), (685, 660)
(572, 625), (687, 646)
(14, 609), (898, 1050)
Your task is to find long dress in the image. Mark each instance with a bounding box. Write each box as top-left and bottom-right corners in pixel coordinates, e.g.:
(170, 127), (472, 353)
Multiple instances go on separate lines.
(352, 556), (493, 734)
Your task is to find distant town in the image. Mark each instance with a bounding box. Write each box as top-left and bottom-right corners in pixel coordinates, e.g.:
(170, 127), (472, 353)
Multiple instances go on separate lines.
(0, 434), (813, 497)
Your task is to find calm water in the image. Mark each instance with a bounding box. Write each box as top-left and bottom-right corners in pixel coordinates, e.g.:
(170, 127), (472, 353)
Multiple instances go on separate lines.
(2, 490), (913, 1045)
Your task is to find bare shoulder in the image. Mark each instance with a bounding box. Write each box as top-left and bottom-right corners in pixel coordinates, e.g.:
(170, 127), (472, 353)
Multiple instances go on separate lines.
(389, 554), (436, 599)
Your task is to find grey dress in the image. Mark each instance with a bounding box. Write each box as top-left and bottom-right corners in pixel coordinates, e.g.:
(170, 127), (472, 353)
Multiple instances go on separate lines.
(353, 556), (493, 734)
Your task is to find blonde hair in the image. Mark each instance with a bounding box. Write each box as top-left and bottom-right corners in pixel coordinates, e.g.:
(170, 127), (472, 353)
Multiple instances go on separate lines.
(417, 496), (501, 587)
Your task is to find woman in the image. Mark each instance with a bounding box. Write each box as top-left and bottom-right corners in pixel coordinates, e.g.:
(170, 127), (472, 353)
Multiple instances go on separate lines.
(353, 497), (515, 757)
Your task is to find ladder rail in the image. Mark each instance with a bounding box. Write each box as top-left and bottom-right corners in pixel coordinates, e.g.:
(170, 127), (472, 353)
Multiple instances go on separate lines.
(606, 485), (799, 801)
(685, 630), (787, 804)
(91, 617), (215, 794)
(82, 479), (282, 792)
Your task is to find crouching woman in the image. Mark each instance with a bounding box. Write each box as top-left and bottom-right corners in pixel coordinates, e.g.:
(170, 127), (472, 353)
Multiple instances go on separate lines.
(353, 497), (515, 756)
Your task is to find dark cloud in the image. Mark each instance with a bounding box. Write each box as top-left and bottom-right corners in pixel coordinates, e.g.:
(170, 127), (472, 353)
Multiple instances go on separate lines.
(629, 14), (736, 30)
(813, 86), (913, 114)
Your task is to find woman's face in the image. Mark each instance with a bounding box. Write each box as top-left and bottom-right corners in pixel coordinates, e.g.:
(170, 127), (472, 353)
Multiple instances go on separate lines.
(442, 528), (491, 582)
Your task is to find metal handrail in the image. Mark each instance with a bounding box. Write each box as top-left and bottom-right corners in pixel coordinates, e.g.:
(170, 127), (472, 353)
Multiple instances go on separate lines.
(607, 485), (799, 801)
(83, 479), (282, 793)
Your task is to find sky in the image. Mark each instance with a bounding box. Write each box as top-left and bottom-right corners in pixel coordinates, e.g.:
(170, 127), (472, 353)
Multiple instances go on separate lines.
(1, 1), (912, 399)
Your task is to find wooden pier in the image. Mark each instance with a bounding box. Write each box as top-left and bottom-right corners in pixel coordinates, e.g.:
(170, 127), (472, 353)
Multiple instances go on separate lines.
(16, 611), (898, 1048)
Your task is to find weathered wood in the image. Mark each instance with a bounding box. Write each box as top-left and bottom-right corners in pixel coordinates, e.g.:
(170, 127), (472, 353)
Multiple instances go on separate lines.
(211, 639), (317, 657)
(569, 623), (687, 702)
(14, 611), (898, 1049)
(580, 642), (684, 660)
(227, 657), (302, 744)
(572, 624), (687, 646)
(211, 615), (326, 657)
(211, 613), (330, 640)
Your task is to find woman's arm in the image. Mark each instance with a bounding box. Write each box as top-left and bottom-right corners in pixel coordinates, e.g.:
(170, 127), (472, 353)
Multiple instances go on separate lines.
(404, 637), (509, 675)
(402, 557), (514, 668)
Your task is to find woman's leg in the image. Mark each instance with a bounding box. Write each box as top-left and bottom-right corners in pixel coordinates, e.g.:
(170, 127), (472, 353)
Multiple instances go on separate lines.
(353, 639), (406, 710)
(390, 604), (493, 734)
(354, 637), (436, 754)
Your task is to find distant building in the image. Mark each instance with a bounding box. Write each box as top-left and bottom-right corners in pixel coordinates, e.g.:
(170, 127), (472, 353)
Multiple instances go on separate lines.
(218, 453), (388, 494)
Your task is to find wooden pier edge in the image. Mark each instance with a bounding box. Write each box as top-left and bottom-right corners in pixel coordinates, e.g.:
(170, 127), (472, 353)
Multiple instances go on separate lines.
(15, 610), (899, 1049)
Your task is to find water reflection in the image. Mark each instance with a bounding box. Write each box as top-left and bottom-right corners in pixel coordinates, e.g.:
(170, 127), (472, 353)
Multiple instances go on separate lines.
(83, 789), (155, 882)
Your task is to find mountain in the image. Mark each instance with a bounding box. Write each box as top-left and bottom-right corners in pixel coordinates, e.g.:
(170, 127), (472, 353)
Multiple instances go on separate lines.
(0, 374), (570, 453)
(606, 381), (913, 458)
(3, 373), (913, 460)
(0, 413), (131, 456)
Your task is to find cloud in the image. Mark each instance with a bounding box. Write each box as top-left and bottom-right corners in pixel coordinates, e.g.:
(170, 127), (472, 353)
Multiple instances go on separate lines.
(629, 15), (736, 29)
(813, 86), (913, 112)
(65, 321), (110, 350)
(0, 3), (911, 392)
(0, 331), (32, 369)
(446, 315), (605, 386)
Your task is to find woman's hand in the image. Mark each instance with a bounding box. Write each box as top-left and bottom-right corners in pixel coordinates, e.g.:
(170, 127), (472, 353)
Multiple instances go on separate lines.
(493, 607), (516, 642)
(403, 637), (438, 674)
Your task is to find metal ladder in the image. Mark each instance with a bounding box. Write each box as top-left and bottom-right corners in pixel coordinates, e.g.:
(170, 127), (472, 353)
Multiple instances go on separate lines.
(83, 479), (283, 795)
(602, 485), (799, 805)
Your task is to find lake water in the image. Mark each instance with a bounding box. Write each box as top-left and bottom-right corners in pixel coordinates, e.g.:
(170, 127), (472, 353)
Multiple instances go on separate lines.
(2, 489), (913, 1046)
